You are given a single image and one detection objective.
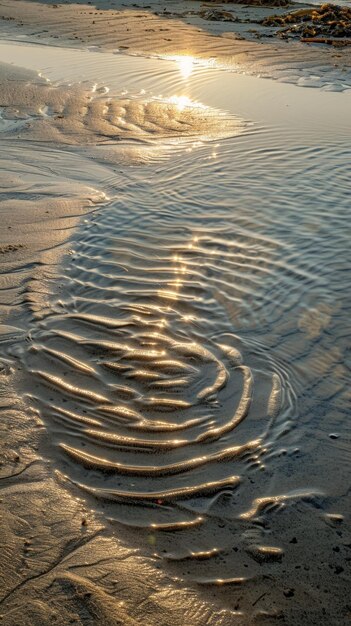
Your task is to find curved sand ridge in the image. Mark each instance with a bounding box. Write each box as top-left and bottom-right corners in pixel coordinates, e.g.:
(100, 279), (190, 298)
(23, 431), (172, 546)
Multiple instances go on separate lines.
(20, 225), (287, 582)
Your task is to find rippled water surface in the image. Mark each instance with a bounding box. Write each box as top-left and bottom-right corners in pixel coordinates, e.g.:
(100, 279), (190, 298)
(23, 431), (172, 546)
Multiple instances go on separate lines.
(1, 42), (350, 595)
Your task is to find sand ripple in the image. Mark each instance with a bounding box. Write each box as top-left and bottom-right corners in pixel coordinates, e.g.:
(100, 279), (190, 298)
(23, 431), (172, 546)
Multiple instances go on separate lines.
(4, 49), (348, 591)
(0, 63), (241, 145)
(20, 224), (289, 564)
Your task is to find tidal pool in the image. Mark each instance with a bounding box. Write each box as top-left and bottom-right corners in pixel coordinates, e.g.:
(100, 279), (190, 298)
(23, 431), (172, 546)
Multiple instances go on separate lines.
(0, 40), (350, 624)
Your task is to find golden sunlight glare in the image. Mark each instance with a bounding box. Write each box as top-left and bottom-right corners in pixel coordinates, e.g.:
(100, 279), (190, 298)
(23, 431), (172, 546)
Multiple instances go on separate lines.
(169, 95), (193, 111)
(177, 55), (194, 79)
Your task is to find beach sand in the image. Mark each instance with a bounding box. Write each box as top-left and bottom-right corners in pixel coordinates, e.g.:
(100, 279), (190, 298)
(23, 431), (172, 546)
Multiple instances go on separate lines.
(0, 3), (350, 626)
(0, 0), (350, 86)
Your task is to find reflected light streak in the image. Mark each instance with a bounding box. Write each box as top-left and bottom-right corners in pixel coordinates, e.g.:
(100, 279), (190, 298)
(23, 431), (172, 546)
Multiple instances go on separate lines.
(168, 95), (206, 112)
(169, 95), (192, 112)
(163, 54), (216, 79)
(178, 55), (194, 79)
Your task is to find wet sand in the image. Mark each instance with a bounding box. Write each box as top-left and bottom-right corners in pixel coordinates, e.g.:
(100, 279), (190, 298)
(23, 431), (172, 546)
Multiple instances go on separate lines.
(0, 5), (350, 626)
(0, 0), (350, 89)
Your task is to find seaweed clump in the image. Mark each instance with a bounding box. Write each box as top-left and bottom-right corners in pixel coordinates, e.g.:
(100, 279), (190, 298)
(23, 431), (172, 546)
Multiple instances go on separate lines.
(262, 3), (351, 45)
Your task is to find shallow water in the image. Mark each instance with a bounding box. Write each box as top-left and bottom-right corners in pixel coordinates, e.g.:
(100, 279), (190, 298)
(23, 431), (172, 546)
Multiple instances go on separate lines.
(1, 41), (350, 617)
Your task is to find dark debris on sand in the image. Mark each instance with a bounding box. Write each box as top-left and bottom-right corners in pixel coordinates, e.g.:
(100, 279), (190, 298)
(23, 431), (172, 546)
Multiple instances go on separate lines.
(203, 0), (290, 5)
(261, 3), (351, 46)
(198, 8), (239, 21)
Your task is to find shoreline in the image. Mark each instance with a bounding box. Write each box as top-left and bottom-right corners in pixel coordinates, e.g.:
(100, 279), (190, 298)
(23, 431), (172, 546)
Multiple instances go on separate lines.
(0, 0), (350, 90)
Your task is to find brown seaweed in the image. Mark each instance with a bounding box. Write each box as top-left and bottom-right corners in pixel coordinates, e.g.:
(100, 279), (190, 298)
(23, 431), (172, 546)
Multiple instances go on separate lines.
(262, 3), (351, 44)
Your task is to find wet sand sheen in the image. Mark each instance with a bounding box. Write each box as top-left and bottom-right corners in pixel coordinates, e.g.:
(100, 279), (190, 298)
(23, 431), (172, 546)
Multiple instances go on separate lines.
(0, 38), (350, 626)
(0, 0), (350, 90)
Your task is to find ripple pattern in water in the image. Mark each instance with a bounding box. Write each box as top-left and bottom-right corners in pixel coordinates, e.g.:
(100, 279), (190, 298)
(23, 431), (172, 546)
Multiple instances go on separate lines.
(24, 229), (286, 523)
(17, 110), (350, 584)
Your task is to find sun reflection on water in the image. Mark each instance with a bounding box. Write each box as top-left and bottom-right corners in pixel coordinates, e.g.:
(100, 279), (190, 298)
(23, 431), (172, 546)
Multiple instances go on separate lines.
(168, 95), (206, 111)
(163, 54), (215, 80)
(177, 55), (194, 79)
(157, 236), (200, 302)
